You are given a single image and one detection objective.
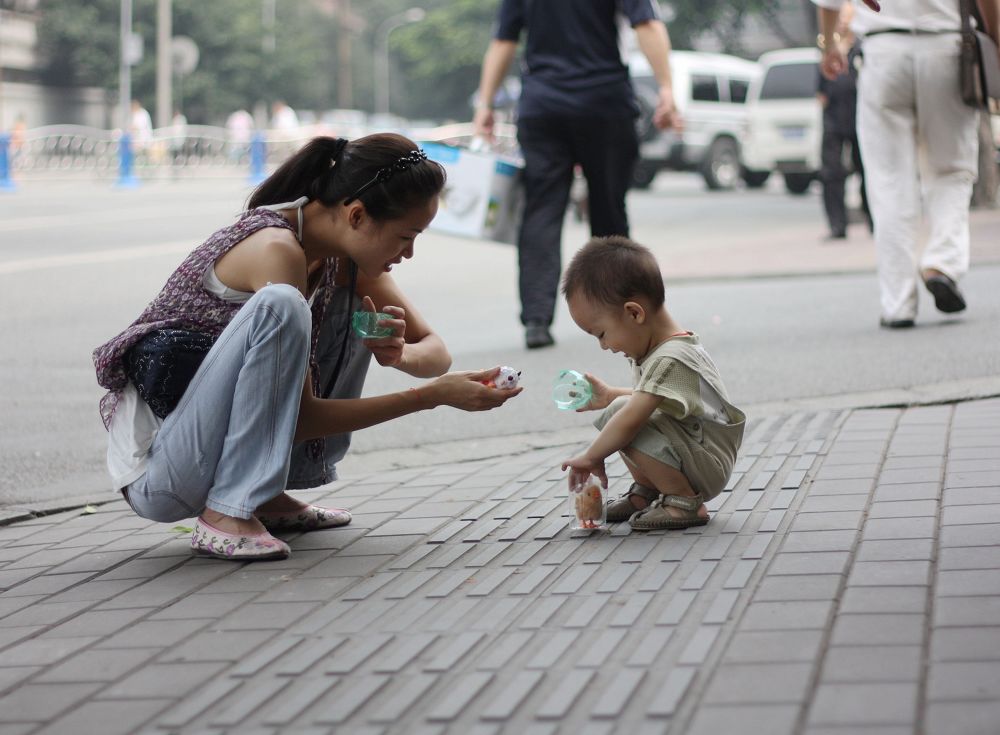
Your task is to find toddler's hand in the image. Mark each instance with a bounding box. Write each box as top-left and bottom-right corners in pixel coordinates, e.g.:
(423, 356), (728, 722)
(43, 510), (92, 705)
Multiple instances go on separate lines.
(561, 454), (607, 489)
(577, 372), (612, 412)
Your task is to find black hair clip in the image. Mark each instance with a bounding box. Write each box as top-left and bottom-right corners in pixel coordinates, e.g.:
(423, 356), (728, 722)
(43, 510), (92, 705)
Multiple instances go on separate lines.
(344, 149), (428, 204)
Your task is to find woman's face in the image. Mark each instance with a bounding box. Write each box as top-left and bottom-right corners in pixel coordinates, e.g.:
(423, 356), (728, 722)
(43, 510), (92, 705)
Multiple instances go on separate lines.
(352, 197), (438, 278)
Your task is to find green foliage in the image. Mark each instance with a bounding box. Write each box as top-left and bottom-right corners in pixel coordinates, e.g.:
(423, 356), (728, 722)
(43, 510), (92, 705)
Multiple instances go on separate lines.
(33, 0), (779, 124)
(35, 0), (338, 124)
(668, 0), (773, 54)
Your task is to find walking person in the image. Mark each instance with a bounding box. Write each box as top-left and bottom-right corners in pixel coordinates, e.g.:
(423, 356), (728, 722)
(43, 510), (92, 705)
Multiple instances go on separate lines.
(474, 0), (681, 349)
(93, 134), (522, 562)
(817, 4), (871, 240)
(814, 0), (1000, 328)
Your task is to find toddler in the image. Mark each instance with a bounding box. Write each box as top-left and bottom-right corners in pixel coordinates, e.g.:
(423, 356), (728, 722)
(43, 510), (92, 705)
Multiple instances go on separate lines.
(560, 236), (746, 530)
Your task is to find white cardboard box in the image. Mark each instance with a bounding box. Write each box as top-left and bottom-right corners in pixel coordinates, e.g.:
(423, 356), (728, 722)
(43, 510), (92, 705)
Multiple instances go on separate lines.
(422, 142), (524, 244)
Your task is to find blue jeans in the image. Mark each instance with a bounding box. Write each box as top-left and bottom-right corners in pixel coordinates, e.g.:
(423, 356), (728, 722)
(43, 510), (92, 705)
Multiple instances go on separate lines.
(126, 285), (311, 521)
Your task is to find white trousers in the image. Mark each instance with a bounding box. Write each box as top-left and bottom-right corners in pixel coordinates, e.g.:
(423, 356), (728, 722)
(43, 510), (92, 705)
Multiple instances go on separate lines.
(857, 32), (979, 321)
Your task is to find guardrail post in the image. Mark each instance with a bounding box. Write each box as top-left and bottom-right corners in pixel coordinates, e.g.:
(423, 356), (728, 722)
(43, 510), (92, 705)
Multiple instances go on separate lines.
(116, 132), (140, 188)
(0, 133), (15, 192)
(248, 133), (266, 185)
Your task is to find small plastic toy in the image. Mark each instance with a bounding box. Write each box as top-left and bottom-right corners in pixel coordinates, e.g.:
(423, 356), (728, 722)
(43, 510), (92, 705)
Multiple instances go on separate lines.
(351, 311), (394, 339)
(483, 366), (521, 389)
(552, 369), (592, 410)
(570, 475), (607, 530)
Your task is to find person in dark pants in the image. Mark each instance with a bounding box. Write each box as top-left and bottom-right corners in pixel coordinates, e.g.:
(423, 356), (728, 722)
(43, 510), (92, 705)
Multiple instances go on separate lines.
(817, 9), (871, 240)
(474, 0), (680, 349)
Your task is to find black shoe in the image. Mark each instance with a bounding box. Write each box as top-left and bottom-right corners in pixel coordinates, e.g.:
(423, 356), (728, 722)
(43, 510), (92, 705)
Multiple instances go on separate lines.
(924, 274), (966, 314)
(823, 231), (847, 242)
(879, 318), (915, 329)
(525, 321), (554, 349)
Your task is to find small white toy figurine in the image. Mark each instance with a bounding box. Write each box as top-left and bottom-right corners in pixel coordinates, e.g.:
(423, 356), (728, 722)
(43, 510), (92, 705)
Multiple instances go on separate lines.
(484, 366), (521, 389)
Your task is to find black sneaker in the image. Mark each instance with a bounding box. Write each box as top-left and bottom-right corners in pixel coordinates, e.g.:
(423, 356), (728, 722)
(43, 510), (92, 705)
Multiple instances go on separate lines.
(525, 321), (554, 349)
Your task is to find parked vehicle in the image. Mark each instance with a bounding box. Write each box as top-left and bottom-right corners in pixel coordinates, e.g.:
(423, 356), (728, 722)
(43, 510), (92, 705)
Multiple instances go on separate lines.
(741, 47), (823, 195)
(629, 50), (761, 190)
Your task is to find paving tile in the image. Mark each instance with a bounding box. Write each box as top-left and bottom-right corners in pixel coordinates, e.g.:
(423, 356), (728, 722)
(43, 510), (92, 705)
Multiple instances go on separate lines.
(840, 586), (928, 614)
(855, 539), (935, 562)
(938, 546), (1000, 571)
(925, 701), (1000, 735)
(873, 482), (940, 503)
(34, 646), (159, 684)
(820, 645), (921, 682)
(930, 627), (1000, 662)
(800, 494), (870, 513)
(934, 596), (1000, 627)
(625, 627), (674, 668)
(808, 682), (918, 726)
(790, 511), (863, 532)
(590, 667), (645, 719)
(781, 531), (857, 554)
(861, 517), (936, 541)
(685, 704), (798, 735)
(755, 574), (841, 601)
(678, 626), (721, 665)
(940, 524), (1000, 548)
(645, 667), (697, 718)
(739, 600), (834, 631)
(942, 486), (1000, 506)
(848, 560), (931, 587)
(722, 630), (824, 664)
(927, 661), (1000, 701)
(703, 662), (813, 704)
(830, 614), (925, 645)
(768, 552), (849, 576)
(367, 673), (438, 724)
(479, 670), (545, 721)
(425, 670), (493, 722)
(937, 569), (1000, 597)
(807, 478), (875, 496)
(1, 635), (100, 667)
(535, 669), (595, 720)
(942, 505), (1000, 526)
(32, 699), (168, 735)
(0, 682), (102, 723)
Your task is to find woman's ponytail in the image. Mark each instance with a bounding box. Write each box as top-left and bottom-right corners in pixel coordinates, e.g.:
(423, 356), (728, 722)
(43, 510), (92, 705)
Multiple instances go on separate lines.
(246, 133), (444, 223)
(246, 137), (348, 210)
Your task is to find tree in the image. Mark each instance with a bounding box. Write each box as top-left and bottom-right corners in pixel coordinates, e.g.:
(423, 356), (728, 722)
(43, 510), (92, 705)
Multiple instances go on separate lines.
(35, 0), (340, 124)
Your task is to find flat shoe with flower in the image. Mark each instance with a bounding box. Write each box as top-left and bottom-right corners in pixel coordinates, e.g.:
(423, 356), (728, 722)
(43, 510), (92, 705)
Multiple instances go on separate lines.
(256, 504), (352, 533)
(190, 516), (290, 561)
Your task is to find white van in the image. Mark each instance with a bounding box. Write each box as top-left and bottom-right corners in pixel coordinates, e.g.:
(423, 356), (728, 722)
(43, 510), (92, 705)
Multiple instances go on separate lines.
(629, 50), (761, 190)
(741, 47), (824, 194)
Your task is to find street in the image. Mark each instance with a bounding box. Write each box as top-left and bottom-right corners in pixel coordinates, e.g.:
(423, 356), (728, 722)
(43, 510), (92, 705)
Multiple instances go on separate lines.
(1, 172), (999, 509)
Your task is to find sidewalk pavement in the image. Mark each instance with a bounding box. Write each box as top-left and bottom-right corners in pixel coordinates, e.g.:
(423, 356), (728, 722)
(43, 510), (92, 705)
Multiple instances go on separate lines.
(1, 397), (998, 735)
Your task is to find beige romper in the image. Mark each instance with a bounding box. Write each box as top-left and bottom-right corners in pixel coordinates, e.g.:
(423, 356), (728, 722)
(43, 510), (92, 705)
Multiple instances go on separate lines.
(594, 333), (746, 501)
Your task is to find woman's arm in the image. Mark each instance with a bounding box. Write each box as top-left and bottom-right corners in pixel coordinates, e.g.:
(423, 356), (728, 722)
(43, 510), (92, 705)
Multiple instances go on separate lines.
(294, 366), (520, 443)
(358, 271), (452, 378)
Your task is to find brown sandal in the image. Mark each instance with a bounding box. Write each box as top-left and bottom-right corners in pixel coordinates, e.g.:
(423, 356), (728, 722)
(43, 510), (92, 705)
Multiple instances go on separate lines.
(628, 493), (708, 531)
(605, 482), (659, 523)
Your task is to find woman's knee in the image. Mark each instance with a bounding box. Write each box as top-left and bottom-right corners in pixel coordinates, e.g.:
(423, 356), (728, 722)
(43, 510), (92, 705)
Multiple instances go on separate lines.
(253, 284), (311, 343)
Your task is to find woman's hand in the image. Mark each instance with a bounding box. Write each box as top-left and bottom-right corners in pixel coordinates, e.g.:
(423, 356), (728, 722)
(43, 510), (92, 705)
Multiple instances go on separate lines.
(561, 454), (607, 490)
(424, 367), (522, 411)
(360, 296), (407, 368)
(577, 372), (614, 412)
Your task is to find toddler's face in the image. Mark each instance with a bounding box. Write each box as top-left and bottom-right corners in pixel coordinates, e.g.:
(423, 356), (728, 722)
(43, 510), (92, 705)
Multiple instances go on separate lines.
(567, 291), (647, 360)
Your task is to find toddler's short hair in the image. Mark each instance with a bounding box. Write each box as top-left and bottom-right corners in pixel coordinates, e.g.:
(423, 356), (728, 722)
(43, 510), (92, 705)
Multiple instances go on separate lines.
(562, 236), (665, 309)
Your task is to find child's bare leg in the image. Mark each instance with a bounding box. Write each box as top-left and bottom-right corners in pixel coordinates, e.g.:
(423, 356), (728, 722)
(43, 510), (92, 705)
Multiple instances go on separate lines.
(621, 448), (708, 521)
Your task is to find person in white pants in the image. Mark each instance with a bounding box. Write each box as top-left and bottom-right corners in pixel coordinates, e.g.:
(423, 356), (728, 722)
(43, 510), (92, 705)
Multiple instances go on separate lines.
(813, 0), (1000, 328)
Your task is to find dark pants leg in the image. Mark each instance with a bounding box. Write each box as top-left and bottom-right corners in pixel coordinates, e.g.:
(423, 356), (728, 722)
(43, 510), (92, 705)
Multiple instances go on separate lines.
(849, 133), (873, 232)
(516, 114), (639, 326)
(821, 128), (848, 235)
(573, 115), (639, 238)
(516, 116), (575, 326)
